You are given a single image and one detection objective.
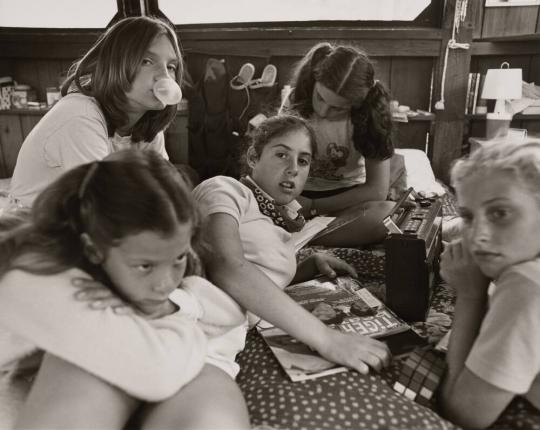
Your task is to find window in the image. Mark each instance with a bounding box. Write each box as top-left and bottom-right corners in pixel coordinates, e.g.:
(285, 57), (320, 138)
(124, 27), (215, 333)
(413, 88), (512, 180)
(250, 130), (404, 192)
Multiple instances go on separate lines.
(0, 0), (115, 28)
(159, 0), (431, 25)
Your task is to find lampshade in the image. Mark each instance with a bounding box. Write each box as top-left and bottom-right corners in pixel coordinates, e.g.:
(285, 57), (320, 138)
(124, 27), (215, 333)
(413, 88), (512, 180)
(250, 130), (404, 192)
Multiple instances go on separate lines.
(481, 67), (522, 100)
(481, 62), (522, 121)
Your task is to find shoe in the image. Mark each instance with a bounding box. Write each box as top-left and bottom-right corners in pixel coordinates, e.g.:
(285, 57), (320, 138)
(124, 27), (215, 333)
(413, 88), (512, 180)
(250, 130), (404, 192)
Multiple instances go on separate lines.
(249, 64), (277, 89)
(230, 63), (255, 90)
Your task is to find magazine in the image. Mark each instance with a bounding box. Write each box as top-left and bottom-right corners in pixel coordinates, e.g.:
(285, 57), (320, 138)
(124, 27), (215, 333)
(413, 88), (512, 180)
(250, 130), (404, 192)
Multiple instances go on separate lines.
(258, 276), (418, 382)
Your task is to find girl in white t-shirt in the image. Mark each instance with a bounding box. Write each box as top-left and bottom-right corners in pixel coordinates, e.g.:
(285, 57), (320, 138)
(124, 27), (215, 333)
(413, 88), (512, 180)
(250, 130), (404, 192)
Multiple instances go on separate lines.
(440, 141), (540, 429)
(10, 16), (183, 207)
(193, 114), (391, 375)
(0, 150), (249, 429)
(286, 42), (395, 247)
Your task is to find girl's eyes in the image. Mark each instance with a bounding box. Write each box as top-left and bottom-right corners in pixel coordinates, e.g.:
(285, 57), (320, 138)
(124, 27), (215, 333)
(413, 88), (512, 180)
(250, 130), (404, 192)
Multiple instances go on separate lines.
(487, 207), (512, 223)
(136, 264), (152, 273)
(275, 152), (311, 166)
(175, 254), (187, 265)
(141, 58), (177, 73)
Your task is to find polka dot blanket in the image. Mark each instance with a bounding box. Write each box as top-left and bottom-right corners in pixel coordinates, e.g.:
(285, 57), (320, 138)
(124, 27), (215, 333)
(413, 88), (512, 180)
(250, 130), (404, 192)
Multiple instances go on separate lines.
(236, 193), (540, 429)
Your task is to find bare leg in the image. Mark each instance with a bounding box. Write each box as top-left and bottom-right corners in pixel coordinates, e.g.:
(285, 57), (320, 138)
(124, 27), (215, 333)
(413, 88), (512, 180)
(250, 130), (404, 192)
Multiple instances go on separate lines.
(16, 353), (138, 429)
(310, 200), (395, 247)
(139, 364), (250, 430)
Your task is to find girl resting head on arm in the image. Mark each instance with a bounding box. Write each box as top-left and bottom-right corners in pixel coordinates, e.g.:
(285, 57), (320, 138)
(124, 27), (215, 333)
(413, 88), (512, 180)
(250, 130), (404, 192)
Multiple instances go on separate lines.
(439, 140), (540, 429)
(285, 42), (396, 246)
(10, 16), (184, 207)
(194, 113), (391, 376)
(0, 150), (249, 429)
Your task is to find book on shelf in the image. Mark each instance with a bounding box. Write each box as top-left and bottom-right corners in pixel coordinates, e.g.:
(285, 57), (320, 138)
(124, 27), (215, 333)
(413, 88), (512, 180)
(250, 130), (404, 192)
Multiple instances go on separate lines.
(474, 74), (486, 114)
(464, 73), (474, 115)
(464, 73), (486, 115)
(258, 275), (425, 382)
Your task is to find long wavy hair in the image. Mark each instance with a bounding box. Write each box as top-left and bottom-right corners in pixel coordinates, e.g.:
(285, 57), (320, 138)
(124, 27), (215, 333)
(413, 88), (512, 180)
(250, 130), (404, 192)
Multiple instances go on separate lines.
(61, 16), (183, 143)
(0, 150), (200, 281)
(289, 42), (394, 160)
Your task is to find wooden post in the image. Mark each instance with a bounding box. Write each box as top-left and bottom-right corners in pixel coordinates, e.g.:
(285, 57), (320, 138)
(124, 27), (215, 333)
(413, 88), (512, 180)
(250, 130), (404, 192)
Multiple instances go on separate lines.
(431, 0), (482, 184)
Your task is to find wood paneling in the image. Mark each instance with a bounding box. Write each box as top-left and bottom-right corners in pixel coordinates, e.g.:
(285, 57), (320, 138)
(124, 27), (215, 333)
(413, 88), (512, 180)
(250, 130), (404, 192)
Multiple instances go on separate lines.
(0, 114), (24, 178)
(390, 58), (433, 110)
(482, 6), (539, 38)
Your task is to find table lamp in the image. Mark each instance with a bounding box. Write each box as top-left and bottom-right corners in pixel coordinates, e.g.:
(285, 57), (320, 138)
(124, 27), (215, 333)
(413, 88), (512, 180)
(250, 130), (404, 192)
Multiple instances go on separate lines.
(481, 62), (522, 139)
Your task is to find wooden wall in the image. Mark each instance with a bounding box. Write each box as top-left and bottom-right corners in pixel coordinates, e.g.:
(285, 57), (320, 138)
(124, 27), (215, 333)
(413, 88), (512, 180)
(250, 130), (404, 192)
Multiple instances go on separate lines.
(2, 0), (540, 182)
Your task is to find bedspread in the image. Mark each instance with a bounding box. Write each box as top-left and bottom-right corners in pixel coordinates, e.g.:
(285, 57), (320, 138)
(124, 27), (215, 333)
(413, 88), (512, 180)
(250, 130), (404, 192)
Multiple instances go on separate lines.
(236, 195), (540, 430)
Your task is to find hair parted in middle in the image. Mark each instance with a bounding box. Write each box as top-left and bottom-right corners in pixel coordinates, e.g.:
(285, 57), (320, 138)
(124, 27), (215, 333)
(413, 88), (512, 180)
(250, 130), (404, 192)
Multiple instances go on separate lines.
(0, 150), (200, 278)
(61, 16), (183, 143)
(248, 112), (318, 159)
(289, 42), (394, 160)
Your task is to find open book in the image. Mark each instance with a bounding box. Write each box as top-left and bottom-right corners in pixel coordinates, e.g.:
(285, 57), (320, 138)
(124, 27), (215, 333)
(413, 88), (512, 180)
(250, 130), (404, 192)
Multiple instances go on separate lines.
(258, 276), (424, 382)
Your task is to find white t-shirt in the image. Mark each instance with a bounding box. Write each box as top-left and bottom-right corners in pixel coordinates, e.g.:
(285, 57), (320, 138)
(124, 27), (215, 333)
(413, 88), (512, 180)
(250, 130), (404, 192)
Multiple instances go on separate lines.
(466, 258), (540, 409)
(9, 93), (168, 207)
(0, 268), (206, 402)
(305, 116), (366, 191)
(193, 176), (297, 289)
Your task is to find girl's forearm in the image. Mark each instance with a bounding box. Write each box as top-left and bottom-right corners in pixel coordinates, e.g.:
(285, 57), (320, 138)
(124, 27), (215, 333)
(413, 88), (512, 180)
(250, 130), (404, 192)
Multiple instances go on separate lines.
(313, 184), (385, 214)
(441, 295), (487, 401)
(207, 256), (331, 351)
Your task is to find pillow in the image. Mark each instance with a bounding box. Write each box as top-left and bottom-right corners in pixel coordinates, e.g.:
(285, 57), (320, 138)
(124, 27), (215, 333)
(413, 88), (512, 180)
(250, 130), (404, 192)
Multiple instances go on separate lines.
(395, 148), (446, 197)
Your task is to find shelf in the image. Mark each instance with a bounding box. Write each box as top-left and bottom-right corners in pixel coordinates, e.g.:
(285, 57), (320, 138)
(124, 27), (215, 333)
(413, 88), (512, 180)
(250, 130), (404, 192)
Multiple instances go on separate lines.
(0, 108), (50, 116)
(466, 113), (540, 120)
(476, 33), (540, 42)
(392, 112), (435, 123)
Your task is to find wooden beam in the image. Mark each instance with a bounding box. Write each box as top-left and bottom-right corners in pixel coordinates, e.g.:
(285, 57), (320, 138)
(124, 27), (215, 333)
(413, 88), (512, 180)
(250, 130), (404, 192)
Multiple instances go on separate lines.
(431, 0), (482, 184)
(472, 40), (540, 56)
(182, 39), (441, 58)
(177, 27), (443, 41)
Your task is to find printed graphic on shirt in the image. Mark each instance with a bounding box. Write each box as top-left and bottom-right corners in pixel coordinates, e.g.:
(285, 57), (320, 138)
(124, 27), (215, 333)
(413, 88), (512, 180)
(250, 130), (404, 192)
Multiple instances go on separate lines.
(310, 143), (350, 180)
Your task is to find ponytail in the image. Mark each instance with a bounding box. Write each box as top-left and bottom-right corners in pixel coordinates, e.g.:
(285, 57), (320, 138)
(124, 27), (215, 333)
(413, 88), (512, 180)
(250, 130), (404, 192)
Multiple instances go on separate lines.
(351, 80), (394, 159)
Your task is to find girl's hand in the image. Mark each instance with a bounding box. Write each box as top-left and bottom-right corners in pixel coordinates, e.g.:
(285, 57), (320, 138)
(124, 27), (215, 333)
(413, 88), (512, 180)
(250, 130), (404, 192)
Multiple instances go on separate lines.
(316, 326), (391, 374)
(71, 277), (133, 315)
(440, 239), (490, 299)
(311, 252), (358, 279)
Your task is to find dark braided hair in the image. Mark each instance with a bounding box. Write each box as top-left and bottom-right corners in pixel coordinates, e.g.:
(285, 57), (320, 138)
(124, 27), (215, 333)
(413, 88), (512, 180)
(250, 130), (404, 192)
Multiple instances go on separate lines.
(289, 42), (394, 160)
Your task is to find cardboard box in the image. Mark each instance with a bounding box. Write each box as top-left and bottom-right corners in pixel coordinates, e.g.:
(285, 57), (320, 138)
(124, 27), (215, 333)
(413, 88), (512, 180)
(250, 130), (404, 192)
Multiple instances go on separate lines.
(11, 85), (37, 109)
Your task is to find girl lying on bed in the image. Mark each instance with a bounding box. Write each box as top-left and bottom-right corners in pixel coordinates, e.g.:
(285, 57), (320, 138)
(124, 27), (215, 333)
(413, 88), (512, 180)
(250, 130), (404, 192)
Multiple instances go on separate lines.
(440, 140), (540, 429)
(0, 150), (250, 429)
(193, 113), (391, 374)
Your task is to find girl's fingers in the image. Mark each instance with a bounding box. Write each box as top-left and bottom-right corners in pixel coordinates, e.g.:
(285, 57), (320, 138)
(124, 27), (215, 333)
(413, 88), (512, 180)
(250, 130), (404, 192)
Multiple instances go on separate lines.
(333, 260), (358, 278)
(316, 260), (336, 278)
(352, 361), (370, 375)
(74, 287), (116, 301)
(88, 298), (126, 310)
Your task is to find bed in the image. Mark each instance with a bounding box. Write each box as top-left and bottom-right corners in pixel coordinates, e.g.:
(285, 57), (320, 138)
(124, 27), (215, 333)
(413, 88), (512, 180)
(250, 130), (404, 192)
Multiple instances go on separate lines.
(1, 151), (540, 429)
(234, 150), (540, 430)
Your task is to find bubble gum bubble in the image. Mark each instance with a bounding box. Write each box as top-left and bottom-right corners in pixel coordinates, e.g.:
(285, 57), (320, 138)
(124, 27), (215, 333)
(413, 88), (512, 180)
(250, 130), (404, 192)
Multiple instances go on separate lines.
(153, 79), (182, 105)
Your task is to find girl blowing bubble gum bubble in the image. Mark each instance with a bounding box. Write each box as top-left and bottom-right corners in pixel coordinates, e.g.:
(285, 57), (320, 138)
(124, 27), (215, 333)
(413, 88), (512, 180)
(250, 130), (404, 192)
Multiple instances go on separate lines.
(153, 78), (183, 106)
(9, 16), (184, 208)
(439, 141), (540, 429)
(0, 150), (250, 429)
